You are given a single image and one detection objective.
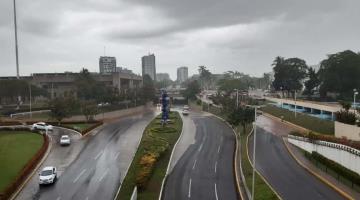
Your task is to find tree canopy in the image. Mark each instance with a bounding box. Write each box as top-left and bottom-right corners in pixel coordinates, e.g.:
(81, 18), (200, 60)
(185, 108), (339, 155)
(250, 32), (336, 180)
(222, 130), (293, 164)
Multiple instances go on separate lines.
(272, 56), (308, 95)
(318, 50), (360, 99)
(181, 80), (200, 100)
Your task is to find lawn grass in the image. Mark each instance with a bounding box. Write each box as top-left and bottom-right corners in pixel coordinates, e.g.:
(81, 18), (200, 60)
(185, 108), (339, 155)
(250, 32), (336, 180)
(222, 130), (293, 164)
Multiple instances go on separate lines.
(63, 123), (94, 132)
(0, 131), (43, 192)
(117, 111), (183, 200)
(261, 104), (334, 135)
(238, 125), (279, 200)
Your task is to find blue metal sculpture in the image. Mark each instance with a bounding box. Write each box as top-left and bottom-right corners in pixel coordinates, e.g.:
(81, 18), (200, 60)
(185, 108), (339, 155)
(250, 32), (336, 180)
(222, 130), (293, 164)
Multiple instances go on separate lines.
(161, 90), (170, 125)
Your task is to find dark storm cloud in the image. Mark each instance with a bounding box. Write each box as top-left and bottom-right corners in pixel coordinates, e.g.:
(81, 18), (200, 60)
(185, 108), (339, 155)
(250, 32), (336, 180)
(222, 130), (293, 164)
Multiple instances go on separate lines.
(111, 0), (342, 39)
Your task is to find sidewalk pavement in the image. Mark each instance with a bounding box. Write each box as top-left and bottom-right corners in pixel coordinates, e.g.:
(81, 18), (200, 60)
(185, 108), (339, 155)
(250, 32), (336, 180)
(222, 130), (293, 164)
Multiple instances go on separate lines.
(284, 136), (360, 199)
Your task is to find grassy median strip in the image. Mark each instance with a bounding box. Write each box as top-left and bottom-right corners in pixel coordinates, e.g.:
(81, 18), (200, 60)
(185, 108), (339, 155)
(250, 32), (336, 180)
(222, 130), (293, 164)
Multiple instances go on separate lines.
(238, 126), (279, 200)
(0, 131), (43, 192)
(261, 104), (334, 135)
(117, 111), (183, 200)
(63, 123), (94, 132)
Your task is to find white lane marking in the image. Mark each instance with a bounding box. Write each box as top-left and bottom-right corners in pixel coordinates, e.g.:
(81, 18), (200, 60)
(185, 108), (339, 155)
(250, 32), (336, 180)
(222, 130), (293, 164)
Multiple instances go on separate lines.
(73, 168), (87, 183)
(94, 151), (103, 160)
(56, 197), (61, 200)
(192, 159), (197, 170)
(217, 145), (221, 153)
(214, 161), (218, 173)
(198, 143), (203, 152)
(85, 197), (89, 200)
(114, 152), (120, 160)
(215, 183), (219, 200)
(188, 179), (192, 198)
(98, 169), (109, 182)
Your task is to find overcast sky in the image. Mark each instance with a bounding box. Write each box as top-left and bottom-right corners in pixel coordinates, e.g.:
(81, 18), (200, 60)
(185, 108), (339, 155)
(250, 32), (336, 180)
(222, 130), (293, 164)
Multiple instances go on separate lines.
(1, 0), (359, 80)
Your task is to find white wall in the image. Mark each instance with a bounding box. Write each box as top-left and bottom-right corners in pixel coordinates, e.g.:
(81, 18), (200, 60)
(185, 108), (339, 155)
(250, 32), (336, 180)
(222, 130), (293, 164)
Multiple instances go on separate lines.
(288, 136), (360, 175)
(335, 121), (360, 141)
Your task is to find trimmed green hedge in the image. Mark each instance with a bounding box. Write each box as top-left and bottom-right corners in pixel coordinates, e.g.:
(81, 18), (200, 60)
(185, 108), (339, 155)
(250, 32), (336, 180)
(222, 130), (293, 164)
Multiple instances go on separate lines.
(306, 151), (360, 186)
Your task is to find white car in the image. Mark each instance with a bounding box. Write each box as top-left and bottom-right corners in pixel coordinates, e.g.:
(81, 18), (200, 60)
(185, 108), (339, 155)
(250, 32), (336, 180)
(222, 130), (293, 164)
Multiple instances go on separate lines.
(60, 135), (71, 146)
(32, 122), (53, 131)
(39, 166), (57, 185)
(183, 105), (190, 110)
(182, 109), (189, 115)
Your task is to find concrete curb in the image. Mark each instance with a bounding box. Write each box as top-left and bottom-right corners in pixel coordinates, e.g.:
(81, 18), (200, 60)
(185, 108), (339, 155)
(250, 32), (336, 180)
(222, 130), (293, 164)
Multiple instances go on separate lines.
(55, 126), (82, 137)
(208, 113), (246, 200)
(113, 112), (157, 200)
(262, 112), (309, 133)
(282, 137), (354, 200)
(9, 133), (53, 200)
(246, 128), (283, 200)
(158, 111), (185, 200)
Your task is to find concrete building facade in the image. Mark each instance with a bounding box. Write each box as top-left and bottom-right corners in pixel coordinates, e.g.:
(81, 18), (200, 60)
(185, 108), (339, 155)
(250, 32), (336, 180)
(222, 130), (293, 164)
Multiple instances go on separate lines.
(177, 66), (188, 83)
(0, 72), (142, 99)
(156, 73), (170, 82)
(142, 54), (156, 81)
(99, 56), (116, 74)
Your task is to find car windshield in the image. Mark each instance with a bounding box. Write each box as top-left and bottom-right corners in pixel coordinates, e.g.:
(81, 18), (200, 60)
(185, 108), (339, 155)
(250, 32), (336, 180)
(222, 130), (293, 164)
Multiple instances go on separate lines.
(61, 136), (69, 139)
(41, 170), (53, 176)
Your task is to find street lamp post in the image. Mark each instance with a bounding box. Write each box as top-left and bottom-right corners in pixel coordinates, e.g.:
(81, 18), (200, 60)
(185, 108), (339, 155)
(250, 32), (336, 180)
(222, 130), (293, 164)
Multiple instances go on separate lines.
(234, 89), (239, 108)
(354, 89), (358, 112)
(29, 83), (32, 118)
(251, 106), (257, 200)
(294, 90), (297, 118)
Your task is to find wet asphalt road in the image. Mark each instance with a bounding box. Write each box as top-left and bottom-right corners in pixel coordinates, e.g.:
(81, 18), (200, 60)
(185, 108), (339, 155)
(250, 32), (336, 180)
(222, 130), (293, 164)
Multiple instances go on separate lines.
(16, 112), (155, 200)
(163, 112), (237, 200)
(248, 115), (345, 200)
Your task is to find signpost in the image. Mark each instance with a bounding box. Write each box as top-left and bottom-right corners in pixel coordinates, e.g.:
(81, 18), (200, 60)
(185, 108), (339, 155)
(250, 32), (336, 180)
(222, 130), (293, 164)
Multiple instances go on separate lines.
(161, 90), (170, 126)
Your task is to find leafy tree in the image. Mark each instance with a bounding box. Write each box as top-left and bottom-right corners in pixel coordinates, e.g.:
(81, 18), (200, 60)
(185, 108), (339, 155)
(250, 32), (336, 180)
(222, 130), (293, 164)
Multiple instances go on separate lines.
(227, 106), (255, 133)
(0, 79), (48, 104)
(48, 98), (73, 123)
(318, 50), (360, 99)
(198, 66), (212, 90)
(181, 80), (200, 100)
(141, 74), (156, 102)
(272, 56), (308, 96)
(304, 67), (320, 96)
(81, 101), (98, 122)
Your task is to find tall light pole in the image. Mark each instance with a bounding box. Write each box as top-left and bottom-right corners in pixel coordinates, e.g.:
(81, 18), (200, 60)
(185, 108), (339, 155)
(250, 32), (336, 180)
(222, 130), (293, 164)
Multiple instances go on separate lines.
(13, 0), (20, 79)
(29, 83), (32, 118)
(234, 89), (239, 108)
(251, 106), (257, 200)
(354, 89), (358, 112)
(294, 90), (297, 118)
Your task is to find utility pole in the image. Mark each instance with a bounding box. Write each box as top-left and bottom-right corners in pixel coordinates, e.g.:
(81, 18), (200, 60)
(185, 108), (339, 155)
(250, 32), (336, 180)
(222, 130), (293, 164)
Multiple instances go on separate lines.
(251, 106), (257, 200)
(29, 83), (32, 118)
(294, 90), (297, 118)
(236, 89), (239, 108)
(13, 0), (20, 79)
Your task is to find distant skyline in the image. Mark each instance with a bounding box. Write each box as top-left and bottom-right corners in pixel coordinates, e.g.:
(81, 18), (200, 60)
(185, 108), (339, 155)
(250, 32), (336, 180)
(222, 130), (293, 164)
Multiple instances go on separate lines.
(1, 0), (360, 80)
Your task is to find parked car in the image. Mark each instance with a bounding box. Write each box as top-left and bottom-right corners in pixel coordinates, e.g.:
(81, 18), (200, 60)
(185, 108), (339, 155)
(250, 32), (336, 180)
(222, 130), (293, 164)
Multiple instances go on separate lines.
(39, 166), (57, 185)
(60, 135), (71, 146)
(32, 122), (53, 131)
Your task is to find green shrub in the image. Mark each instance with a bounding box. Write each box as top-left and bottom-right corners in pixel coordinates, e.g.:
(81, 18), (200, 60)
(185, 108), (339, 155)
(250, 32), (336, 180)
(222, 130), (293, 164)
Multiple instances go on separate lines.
(335, 110), (357, 125)
(310, 151), (360, 185)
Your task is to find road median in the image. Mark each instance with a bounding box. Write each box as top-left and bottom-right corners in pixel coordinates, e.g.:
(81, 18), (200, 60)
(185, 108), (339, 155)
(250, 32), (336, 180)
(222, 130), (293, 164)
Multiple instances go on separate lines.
(116, 111), (183, 200)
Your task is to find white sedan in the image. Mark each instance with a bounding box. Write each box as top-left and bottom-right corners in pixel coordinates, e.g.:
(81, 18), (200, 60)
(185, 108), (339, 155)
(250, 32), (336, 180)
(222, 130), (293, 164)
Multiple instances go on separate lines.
(60, 135), (71, 146)
(39, 166), (57, 185)
(31, 122), (53, 131)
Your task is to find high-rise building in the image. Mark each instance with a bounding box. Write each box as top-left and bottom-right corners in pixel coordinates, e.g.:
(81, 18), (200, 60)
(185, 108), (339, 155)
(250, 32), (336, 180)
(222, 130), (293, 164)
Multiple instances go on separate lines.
(177, 66), (188, 83)
(99, 56), (116, 74)
(156, 73), (170, 82)
(142, 54), (156, 81)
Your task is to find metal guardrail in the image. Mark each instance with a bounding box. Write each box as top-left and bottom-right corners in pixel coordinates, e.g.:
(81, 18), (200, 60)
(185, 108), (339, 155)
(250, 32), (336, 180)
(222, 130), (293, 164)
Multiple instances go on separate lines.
(288, 135), (360, 156)
(10, 110), (51, 118)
